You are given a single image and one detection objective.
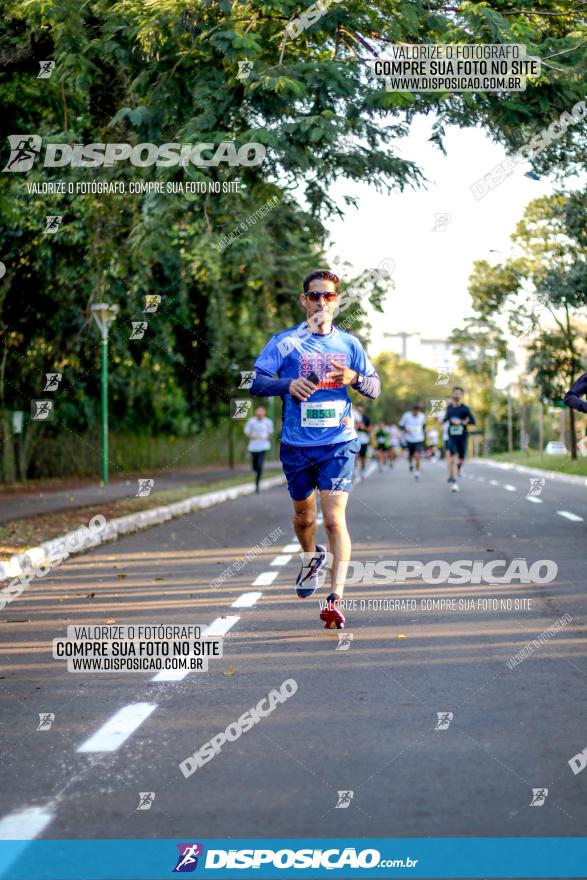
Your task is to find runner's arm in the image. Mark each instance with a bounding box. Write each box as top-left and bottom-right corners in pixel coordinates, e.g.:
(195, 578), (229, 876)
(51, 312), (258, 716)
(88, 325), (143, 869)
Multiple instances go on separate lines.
(350, 339), (381, 399)
(351, 371), (381, 399)
(250, 334), (292, 397)
(564, 372), (587, 413)
(249, 371), (292, 397)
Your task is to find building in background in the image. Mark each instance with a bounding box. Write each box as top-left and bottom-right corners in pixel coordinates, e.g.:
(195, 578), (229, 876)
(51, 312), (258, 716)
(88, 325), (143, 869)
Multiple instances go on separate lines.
(382, 332), (459, 371)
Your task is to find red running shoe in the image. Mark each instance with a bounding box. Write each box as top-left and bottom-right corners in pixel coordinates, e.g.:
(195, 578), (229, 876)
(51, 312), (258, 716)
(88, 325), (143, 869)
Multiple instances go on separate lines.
(320, 593), (346, 629)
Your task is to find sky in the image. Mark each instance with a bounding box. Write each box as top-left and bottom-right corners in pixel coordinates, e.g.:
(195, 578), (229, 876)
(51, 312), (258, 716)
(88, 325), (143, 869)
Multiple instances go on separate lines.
(324, 114), (558, 357)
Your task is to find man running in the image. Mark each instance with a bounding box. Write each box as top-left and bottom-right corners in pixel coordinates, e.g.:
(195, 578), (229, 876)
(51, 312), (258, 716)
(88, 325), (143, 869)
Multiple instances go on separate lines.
(353, 403), (372, 479)
(250, 269), (380, 629)
(399, 404), (426, 480)
(244, 406), (273, 493)
(374, 422), (390, 471)
(440, 386), (476, 492)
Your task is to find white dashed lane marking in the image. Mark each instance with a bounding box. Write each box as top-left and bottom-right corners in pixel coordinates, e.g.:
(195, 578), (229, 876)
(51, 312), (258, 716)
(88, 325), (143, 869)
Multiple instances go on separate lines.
(557, 510), (584, 522)
(0, 805), (54, 840)
(77, 703), (157, 753)
(526, 496), (543, 504)
(489, 479), (499, 486)
(232, 591), (262, 608)
(252, 571), (278, 586)
(152, 615), (241, 682)
(270, 555), (292, 566)
(282, 542), (301, 552)
(503, 484), (516, 492)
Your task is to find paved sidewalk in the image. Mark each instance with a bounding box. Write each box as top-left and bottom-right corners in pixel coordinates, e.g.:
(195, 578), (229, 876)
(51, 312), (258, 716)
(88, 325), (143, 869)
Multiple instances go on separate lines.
(0, 462), (280, 524)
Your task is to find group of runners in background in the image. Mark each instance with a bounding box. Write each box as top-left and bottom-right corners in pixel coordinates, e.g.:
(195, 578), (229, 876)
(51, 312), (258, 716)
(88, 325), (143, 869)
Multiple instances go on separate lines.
(352, 387), (475, 492)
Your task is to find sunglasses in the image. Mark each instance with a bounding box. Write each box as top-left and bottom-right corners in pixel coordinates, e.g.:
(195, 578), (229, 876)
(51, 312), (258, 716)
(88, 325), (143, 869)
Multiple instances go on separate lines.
(304, 291), (338, 302)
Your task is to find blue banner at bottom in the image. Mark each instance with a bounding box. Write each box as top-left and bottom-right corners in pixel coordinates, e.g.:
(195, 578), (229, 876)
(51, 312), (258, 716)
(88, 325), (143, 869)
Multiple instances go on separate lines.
(0, 838), (585, 879)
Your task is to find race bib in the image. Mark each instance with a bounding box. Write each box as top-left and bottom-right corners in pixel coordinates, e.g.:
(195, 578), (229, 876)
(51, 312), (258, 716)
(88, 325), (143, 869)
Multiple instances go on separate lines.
(449, 424), (464, 436)
(301, 400), (344, 428)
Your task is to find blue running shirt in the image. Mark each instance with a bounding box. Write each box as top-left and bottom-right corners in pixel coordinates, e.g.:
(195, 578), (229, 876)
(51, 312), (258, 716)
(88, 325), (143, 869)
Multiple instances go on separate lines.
(253, 323), (376, 447)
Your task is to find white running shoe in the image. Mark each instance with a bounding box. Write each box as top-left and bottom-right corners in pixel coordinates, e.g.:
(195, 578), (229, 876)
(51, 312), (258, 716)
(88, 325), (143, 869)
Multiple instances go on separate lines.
(451, 482), (460, 493)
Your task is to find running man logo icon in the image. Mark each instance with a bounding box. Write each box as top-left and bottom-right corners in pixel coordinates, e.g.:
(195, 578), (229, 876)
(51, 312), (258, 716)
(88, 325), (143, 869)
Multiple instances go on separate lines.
(231, 399), (252, 419)
(530, 788), (548, 806)
(38, 61), (55, 78)
(431, 212), (451, 232)
(237, 60), (253, 81)
(173, 843), (204, 872)
(37, 713), (55, 731)
(435, 712), (453, 731)
(31, 400), (54, 420)
(3, 135), (42, 172)
(45, 215), (62, 233)
(435, 367), (453, 385)
(129, 322), (148, 340)
(136, 792), (155, 811)
(329, 476), (352, 495)
(44, 373), (62, 391)
(335, 791), (354, 809)
(239, 370), (256, 389)
(136, 479), (155, 497)
(428, 399), (446, 418)
(335, 632), (353, 651)
(527, 478), (545, 497)
(143, 295), (161, 313)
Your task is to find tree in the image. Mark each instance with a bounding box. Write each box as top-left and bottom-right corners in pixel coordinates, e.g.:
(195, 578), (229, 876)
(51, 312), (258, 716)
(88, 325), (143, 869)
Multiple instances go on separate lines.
(462, 193), (587, 458)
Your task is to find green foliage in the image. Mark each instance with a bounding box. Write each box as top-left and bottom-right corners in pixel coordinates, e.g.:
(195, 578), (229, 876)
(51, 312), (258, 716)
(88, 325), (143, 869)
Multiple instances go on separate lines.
(0, 0), (586, 477)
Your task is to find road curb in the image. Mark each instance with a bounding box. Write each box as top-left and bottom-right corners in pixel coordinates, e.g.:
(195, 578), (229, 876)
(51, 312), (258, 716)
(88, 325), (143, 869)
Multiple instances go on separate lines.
(0, 475), (285, 583)
(476, 458), (587, 488)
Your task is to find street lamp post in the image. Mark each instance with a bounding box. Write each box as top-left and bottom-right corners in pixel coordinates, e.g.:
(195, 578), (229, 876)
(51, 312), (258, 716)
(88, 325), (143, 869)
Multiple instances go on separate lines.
(91, 303), (119, 485)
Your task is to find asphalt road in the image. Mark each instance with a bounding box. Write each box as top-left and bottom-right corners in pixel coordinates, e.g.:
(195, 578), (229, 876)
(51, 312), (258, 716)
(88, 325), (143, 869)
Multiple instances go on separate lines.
(0, 456), (586, 848)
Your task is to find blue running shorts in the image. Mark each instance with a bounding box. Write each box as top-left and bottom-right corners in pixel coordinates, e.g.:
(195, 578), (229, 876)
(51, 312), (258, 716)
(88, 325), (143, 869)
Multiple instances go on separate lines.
(279, 439), (361, 501)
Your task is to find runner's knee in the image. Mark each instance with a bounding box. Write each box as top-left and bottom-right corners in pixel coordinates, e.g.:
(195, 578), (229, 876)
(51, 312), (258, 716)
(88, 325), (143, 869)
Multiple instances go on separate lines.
(323, 511), (346, 533)
(294, 508), (315, 530)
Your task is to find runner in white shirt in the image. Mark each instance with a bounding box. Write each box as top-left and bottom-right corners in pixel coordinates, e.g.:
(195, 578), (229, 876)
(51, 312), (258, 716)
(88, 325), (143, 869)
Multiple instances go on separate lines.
(399, 404), (426, 480)
(244, 406), (273, 493)
(426, 426), (439, 461)
(386, 423), (401, 465)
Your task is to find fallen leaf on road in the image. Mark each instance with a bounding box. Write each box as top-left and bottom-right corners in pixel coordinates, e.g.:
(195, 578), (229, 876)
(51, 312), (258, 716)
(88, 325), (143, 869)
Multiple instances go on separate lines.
(224, 665), (236, 675)
(87, 592), (96, 598)
(154, 577), (165, 581)
(105, 618), (116, 624)
(117, 573), (128, 579)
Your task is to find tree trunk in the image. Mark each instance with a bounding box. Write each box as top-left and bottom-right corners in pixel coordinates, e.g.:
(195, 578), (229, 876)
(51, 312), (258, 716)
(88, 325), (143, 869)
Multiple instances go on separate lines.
(0, 412), (16, 483)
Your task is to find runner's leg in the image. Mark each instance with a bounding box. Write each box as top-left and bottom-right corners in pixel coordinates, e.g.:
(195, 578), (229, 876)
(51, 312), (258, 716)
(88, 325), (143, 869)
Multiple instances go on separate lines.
(292, 493), (317, 553)
(319, 489), (350, 599)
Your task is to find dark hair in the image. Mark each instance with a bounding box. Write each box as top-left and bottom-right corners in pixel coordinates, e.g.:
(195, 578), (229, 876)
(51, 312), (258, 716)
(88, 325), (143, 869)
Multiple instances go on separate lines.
(303, 269), (340, 293)
(452, 385), (464, 392)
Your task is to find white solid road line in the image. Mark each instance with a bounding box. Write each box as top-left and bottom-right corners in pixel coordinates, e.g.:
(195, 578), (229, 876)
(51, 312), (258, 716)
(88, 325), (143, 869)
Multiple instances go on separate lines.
(557, 510), (584, 522)
(270, 555), (292, 566)
(77, 703), (157, 753)
(282, 542), (301, 552)
(504, 484), (516, 491)
(232, 591), (262, 608)
(526, 496), (543, 504)
(252, 571), (278, 586)
(152, 615), (241, 681)
(0, 805), (54, 840)
(489, 479), (499, 486)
